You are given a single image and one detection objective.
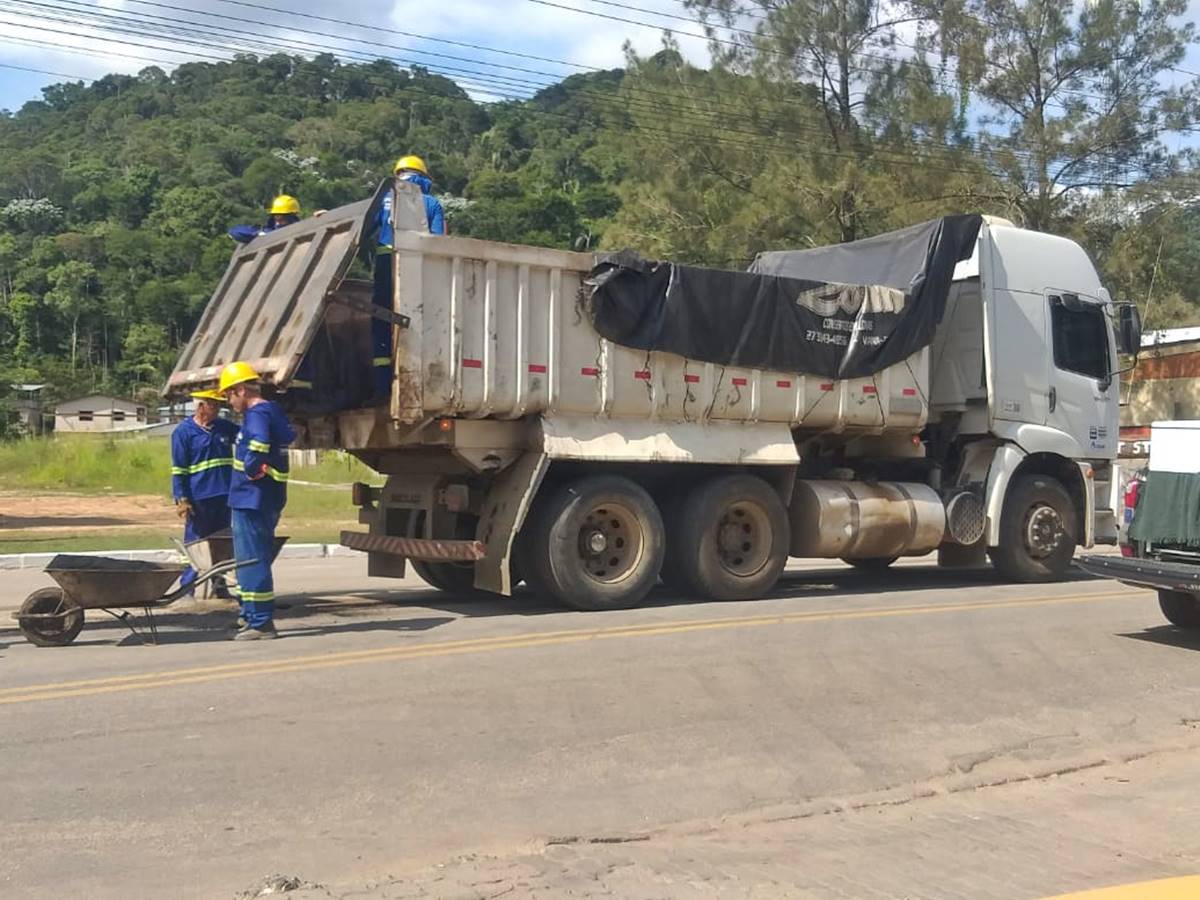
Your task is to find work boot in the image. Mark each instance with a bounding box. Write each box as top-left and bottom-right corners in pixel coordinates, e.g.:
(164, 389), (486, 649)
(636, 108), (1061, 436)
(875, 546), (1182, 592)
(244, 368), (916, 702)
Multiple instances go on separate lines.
(233, 622), (278, 641)
(227, 615), (247, 631)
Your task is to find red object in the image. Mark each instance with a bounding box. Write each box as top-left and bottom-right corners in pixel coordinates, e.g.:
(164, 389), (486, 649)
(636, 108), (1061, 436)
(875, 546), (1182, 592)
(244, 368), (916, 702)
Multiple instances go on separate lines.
(528, 364), (547, 373)
(684, 374), (700, 383)
(581, 366), (600, 376)
(776, 380), (792, 388)
(1120, 544), (1135, 558)
(634, 370), (651, 380)
(462, 358), (483, 369)
(819, 383), (834, 392)
(902, 388), (917, 396)
(863, 385), (877, 394)
(732, 377), (748, 386)
(1124, 479), (1141, 514)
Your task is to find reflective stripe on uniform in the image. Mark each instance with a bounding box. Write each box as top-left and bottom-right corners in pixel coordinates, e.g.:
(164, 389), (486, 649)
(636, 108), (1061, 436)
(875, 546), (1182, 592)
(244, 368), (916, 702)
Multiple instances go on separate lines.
(263, 465), (289, 483)
(290, 379), (313, 389)
(171, 457), (233, 476)
(248, 439), (271, 453)
(238, 590), (275, 602)
(373, 357), (391, 367)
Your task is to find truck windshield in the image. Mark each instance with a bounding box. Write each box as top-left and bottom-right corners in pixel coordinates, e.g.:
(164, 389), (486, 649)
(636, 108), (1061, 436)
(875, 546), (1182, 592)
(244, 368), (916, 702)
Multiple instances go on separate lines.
(1051, 299), (1109, 381)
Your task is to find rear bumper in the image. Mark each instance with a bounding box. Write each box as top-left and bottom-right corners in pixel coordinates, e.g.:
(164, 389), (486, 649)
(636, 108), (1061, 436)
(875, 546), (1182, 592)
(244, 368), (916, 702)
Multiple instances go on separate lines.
(1076, 554), (1200, 593)
(339, 530), (485, 562)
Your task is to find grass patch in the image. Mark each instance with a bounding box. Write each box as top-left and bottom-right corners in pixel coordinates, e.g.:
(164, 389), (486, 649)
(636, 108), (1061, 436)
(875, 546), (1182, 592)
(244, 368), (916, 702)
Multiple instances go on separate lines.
(0, 436), (383, 496)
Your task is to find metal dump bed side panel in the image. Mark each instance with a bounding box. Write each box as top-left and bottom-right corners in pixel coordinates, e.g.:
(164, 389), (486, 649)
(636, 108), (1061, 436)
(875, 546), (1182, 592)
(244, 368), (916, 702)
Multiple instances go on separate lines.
(390, 231), (930, 432)
(165, 185), (387, 396)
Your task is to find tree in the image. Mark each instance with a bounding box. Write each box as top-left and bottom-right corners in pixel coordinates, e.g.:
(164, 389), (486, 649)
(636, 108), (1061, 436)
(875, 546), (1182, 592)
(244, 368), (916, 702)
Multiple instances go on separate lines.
(934, 0), (1200, 229)
(45, 260), (99, 372)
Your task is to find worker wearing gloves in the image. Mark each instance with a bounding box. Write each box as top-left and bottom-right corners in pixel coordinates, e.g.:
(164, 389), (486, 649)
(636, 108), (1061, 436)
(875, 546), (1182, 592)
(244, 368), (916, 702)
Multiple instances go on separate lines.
(372, 155), (446, 400)
(228, 194), (302, 244)
(171, 390), (239, 598)
(219, 361), (297, 641)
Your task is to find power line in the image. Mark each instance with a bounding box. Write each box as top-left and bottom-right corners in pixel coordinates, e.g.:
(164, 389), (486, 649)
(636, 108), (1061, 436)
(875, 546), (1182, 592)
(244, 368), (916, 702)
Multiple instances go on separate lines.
(7, 0), (1145, 175)
(0, 60), (90, 81)
(0, 4), (1172, 184)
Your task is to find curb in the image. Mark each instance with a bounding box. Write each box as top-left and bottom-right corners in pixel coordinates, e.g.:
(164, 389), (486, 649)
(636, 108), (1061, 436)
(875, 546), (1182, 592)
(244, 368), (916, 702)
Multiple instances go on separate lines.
(0, 543), (363, 570)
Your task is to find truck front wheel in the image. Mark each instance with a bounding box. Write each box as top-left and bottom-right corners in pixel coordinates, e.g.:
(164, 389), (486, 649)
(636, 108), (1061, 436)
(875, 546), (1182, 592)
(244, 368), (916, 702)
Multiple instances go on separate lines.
(989, 475), (1076, 582)
(525, 475), (665, 611)
(665, 474), (790, 601)
(1158, 590), (1200, 629)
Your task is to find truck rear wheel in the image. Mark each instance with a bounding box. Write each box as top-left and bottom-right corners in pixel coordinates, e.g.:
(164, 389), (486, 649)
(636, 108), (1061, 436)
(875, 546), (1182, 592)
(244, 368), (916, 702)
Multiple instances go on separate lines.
(525, 475), (664, 611)
(666, 475), (789, 601)
(412, 559), (476, 595)
(1158, 590), (1200, 630)
(989, 475), (1076, 582)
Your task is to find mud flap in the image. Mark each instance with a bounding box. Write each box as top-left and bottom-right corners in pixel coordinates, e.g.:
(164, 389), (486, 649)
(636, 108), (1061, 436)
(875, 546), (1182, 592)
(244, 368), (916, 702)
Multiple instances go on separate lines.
(474, 452), (549, 595)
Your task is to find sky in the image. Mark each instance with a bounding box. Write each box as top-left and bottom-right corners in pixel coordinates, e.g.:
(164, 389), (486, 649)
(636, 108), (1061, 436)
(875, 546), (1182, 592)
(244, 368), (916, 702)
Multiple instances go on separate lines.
(1, 0), (1199, 114)
(0, 0), (713, 111)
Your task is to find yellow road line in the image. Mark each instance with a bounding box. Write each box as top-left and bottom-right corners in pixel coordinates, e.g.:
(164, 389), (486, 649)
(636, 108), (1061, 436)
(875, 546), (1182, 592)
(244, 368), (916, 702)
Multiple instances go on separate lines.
(1, 588), (1140, 706)
(1044, 875), (1200, 899)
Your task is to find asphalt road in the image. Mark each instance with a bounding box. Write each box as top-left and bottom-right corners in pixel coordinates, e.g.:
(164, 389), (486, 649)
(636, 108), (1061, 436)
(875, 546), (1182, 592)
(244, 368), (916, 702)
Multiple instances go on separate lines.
(3, 557), (1199, 899)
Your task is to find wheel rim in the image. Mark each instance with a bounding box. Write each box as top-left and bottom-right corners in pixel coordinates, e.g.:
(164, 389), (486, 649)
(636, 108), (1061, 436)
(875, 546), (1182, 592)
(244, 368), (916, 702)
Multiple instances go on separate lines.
(715, 500), (772, 577)
(577, 502), (644, 585)
(1024, 503), (1064, 558)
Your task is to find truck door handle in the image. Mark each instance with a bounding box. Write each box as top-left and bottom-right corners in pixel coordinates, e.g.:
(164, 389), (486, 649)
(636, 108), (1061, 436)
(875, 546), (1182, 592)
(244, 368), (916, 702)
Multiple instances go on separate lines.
(1048, 387), (1057, 413)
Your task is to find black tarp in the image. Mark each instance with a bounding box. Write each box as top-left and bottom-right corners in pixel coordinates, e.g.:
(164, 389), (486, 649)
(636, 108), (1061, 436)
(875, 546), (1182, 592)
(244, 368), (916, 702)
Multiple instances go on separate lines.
(586, 214), (983, 379)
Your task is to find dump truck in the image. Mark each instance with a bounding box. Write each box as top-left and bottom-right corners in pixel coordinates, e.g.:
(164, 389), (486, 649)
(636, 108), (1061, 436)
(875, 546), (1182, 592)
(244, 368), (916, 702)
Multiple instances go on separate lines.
(165, 180), (1142, 611)
(1078, 420), (1200, 630)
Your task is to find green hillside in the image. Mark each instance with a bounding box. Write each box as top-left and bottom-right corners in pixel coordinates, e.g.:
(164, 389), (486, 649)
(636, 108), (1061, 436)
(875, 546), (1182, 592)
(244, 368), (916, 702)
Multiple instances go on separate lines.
(1, 3), (1198, 430)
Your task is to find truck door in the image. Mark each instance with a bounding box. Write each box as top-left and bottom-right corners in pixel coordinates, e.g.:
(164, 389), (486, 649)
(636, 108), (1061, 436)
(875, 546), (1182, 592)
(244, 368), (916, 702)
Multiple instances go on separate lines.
(1045, 292), (1117, 458)
(986, 284), (1050, 427)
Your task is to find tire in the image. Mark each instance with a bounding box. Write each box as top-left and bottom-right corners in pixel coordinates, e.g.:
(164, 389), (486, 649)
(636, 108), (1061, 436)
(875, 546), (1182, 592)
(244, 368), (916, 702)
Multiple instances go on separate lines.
(1158, 590), (1200, 630)
(843, 556), (900, 574)
(18, 587), (84, 647)
(412, 559), (476, 595)
(666, 474), (790, 601)
(525, 475), (665, 611)
(989, 475), (1077, 583)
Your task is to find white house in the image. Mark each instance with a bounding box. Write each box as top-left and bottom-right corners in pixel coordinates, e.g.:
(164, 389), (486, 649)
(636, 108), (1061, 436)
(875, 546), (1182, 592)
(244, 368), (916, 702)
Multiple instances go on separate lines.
(54, 395), (148, 434)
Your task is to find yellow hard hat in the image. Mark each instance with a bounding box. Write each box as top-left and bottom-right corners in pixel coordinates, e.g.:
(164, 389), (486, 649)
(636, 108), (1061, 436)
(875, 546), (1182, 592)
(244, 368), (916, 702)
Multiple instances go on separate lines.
(190, 389), (223, 402)
(269, 194), (300, 216)
(393, 155), (428, 176)
(218, 361), (261, 395)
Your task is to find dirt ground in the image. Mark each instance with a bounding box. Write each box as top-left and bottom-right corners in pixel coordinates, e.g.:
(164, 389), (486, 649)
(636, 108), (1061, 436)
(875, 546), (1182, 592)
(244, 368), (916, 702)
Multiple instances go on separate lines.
(0, 491), (176, 533)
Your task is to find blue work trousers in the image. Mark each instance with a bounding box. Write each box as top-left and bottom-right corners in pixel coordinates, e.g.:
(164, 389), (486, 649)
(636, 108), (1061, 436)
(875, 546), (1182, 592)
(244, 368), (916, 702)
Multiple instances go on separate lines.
(231, 506), (281, 629)
(372, 254), (394, 400)
(181, 496), (232, 593)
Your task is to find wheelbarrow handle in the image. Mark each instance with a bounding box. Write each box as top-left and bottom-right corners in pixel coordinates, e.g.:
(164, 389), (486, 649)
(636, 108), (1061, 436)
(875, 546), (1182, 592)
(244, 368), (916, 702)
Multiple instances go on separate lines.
(162, 557), (259, 603)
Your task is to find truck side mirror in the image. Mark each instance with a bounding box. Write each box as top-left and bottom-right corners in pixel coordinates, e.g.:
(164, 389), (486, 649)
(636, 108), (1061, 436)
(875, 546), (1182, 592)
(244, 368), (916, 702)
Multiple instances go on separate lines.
(1115, 303), (1142, 356)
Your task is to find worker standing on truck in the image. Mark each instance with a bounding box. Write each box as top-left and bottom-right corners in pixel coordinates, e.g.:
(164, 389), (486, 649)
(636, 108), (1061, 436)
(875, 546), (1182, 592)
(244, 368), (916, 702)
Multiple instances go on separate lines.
(219, 361), (297, 641)
(371, 155), (446, 400)
(171, 390), (239, 599)
(228, 194), (302, 244)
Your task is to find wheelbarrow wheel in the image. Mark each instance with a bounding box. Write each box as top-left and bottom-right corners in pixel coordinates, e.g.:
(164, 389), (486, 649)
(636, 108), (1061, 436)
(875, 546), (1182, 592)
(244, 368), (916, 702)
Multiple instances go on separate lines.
(18, 587), (85, 647)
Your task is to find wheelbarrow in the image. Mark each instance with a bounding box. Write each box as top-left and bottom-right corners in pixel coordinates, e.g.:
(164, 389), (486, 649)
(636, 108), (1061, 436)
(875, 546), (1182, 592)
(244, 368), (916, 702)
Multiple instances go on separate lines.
(14, 554), (250, 647)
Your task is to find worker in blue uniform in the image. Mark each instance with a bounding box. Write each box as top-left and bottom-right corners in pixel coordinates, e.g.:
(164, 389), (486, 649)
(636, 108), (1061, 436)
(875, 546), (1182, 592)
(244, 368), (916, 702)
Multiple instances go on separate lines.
(228, 194), (302, 244)
(171, 389), (239, 598)
(219, 361), (297, 641)
(372, 155), (446, 400)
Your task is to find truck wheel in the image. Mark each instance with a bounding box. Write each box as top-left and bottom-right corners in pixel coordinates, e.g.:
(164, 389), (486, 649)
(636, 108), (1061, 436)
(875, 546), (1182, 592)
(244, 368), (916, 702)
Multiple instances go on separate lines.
(412, 559), (476, 595)
(526, 475), (665, 611)
(668, 475), (790, 601)
(18, 587), (84, 647)
(1158, 590), (1200, 630)
(989, 475), (1076, 583)
(843, 556), (900, 574)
